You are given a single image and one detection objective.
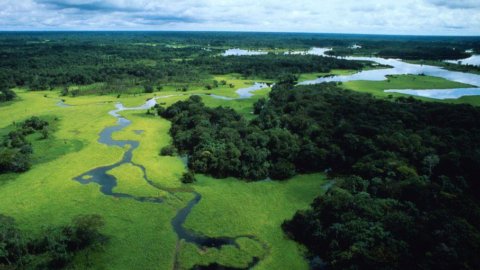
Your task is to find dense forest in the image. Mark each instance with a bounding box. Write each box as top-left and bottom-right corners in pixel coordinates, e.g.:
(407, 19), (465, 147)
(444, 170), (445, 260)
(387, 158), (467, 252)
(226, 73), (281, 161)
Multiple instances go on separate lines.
(0, 214), (107, 269)
(192, 54), (364, 78)
(327, 43), (472, 60)
(161, 82), (480, 269)
(0, 32), (478, 93)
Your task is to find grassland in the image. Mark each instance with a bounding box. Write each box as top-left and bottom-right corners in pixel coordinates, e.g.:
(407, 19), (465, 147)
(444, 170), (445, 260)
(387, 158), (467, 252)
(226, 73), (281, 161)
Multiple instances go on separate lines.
(406, 60), (480, 75)
(340, 74), (480, 106)
(0, 84), (324, 270)
(298, 69), (358, 82)
(179, 174), (326, 270)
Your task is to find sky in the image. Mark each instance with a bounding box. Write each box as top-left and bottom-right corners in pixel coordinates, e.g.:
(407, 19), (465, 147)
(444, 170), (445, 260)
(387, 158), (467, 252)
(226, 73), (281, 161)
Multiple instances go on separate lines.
(0, 0), (479, 35)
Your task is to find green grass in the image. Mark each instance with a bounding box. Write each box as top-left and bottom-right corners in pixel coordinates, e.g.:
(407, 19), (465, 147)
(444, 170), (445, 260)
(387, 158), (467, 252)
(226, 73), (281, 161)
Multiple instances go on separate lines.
(298, 69), (357, 82)
(341, 74), (477, 101)
(179, 174), (327, 270)
(406, 60), (480, 75)
(0, 89), (326, 270)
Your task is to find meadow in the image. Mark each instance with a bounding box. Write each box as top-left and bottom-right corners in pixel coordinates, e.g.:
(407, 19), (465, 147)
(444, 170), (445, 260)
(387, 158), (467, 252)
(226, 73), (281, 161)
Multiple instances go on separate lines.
(0, 83), (327, 269)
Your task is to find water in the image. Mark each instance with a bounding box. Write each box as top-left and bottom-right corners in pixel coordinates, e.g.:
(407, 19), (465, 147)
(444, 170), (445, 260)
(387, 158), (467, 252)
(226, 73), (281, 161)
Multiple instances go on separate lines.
(223, 48), (268, 56)
(70, 98), (266, 269)
(224, 47), (332, 57)
(207, 82), (270, 100)
(56, 99), (71, 107)
(445, 55), (480, 66)
(222, 47), (480, 99)
(284, 47), (332, 56)
(385, 88), (480, 99)
(297, 50), (480, 99)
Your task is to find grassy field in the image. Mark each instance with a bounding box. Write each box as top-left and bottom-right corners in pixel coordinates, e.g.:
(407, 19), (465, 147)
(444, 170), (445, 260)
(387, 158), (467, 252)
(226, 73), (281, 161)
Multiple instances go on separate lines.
(298, 69), (358, 82)
(406, 60), (480, 75)
(179, 174), (326, 270)
(0, 86), (324, 270)
(340, 74), (480, 106)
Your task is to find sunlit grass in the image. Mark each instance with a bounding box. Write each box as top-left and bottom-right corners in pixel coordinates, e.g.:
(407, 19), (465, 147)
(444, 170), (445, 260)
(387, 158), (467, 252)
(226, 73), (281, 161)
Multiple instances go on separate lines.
(0, 89), (328, 269)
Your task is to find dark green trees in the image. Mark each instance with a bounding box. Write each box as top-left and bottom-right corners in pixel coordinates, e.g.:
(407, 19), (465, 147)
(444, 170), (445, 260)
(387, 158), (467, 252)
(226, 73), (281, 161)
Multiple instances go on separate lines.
(181, 171), (197, 184)
(0, 214), (107, 269)
(162, 82), (480, 269)
(0, 84), (15, 103)
(0, 117), (50, 174)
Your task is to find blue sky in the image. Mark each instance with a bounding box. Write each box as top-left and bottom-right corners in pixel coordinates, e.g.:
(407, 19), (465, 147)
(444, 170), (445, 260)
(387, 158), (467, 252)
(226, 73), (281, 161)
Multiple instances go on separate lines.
(0, 0), (479, 35)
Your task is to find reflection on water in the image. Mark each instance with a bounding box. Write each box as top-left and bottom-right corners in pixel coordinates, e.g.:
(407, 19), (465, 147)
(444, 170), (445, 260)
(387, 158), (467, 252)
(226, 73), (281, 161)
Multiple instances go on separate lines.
(385, 88), (480, 99)
(284, 47), (332, 56)
(298, 50), (480, 99)
(445, 55), (480, 67)
(222, 47), (480, 99)
(300, 56), (480, 87)
(209, 82), (269, 100)
(223, 48), (268, 56)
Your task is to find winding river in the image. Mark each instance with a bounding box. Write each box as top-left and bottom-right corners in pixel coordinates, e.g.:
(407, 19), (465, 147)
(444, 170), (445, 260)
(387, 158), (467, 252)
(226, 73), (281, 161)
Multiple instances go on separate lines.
(70, 94), (267, 269)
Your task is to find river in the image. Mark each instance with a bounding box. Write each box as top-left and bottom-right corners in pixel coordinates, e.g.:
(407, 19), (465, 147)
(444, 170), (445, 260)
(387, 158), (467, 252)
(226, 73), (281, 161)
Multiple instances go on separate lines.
(70, 98), (266, 270)
(223, 47), (480, 99)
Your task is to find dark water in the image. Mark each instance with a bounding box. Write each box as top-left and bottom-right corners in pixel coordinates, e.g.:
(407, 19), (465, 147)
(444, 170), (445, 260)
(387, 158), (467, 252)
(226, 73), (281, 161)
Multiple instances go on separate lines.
(71, 100), (265, 269)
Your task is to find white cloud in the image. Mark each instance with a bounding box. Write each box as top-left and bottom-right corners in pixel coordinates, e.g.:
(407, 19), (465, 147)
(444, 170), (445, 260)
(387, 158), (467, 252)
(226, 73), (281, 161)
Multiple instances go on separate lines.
(0, 0), (478, 35)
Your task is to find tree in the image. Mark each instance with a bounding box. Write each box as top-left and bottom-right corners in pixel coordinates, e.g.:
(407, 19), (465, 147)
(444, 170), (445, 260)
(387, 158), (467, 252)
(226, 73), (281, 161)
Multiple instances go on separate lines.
(60, 87), (69, 97)
(181, 171), (196, 184)
(144, 85), (154, 93)
(41, 127), (49, 139)
(160, 145), (177, 156)
(253, 98), (266, 114)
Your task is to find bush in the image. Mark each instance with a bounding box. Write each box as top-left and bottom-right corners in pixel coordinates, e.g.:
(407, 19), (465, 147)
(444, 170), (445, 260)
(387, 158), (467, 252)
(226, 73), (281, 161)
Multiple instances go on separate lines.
(269, 159), (296, 180)
(22, 116), (49, 131)
(144, 85), (154, 93)
(160, 145), (177, 156)
(181, 171), (196, 184)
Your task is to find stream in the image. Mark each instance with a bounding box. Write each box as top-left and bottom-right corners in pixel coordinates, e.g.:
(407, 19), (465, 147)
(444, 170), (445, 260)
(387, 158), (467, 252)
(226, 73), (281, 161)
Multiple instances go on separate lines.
(71, 97), (266, 270)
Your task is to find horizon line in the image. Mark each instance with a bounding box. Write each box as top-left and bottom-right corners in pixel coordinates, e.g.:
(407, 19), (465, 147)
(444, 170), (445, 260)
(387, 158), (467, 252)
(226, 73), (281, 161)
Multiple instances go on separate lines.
(0, 29), (479, 38)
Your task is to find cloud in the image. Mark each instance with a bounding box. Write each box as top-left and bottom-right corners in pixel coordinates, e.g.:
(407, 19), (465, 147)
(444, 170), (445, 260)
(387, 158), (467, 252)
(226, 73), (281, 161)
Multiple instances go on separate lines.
(0, 0), (477, 35)
(37, 0), (138, 12)
(426, 0), (480, 9)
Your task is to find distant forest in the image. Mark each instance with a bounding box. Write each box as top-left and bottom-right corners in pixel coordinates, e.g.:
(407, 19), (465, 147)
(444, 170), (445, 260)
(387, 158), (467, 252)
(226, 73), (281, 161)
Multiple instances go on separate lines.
(0, 32), (478, 95)
(161, 82), (480, 269)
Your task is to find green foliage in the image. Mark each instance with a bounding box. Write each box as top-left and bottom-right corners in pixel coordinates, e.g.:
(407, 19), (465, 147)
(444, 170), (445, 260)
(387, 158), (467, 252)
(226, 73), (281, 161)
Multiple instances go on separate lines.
(0, 85), (15, 103)
(0, 214), (107, 269)
(283, 175), (480, 270)
(327, 39), (474, 60)
(162, 81), (480, 268)
(160, 145), (177, 156)
(144, 85), (154, 93)
(193, 55), (363, 79)
(181, 171), (197, 184)
(0, 117), (50, 173)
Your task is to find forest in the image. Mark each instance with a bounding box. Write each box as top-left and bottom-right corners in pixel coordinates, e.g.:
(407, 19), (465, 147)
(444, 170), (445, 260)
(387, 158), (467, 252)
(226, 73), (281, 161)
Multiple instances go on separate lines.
(161, 81), (480, 269)
(0, 32), (478, 94)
